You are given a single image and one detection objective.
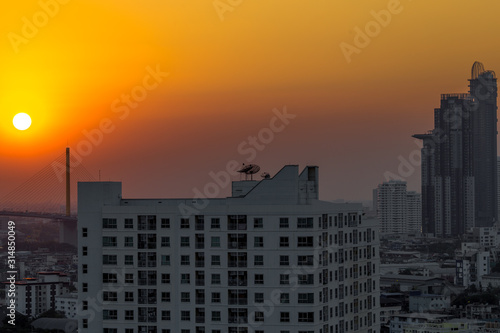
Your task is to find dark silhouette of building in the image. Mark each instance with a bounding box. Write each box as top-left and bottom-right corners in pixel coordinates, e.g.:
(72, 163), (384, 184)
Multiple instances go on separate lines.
(414, 62), (497, 237)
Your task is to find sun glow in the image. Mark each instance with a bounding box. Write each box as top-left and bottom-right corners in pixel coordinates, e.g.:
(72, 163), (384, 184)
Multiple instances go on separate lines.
(13, 113), (32, 131)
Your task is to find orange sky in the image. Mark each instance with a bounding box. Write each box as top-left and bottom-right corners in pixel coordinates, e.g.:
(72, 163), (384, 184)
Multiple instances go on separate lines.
(1, 0), (500, 204)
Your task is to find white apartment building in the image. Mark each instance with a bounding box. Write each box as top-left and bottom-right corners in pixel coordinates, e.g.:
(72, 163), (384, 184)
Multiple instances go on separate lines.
(56, 293), (79, 318)
(3, 272), (70, 317)
(455, 243), (490, 289)
(375, 181), (421, 234)
(78, 165), (381, 333)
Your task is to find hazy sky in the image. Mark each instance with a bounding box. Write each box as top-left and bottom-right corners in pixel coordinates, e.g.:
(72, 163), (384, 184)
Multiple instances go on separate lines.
(1, 0), (500, 204)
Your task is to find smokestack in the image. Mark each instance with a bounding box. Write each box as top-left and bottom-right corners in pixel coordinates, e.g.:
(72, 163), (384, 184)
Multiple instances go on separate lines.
(66, 147), (70, 216)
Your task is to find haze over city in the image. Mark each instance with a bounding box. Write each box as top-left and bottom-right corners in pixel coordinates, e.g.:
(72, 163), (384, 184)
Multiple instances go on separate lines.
(2, 0), (500, 203)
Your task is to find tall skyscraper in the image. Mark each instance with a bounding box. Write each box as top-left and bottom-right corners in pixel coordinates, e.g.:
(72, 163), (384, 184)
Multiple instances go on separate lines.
(414, 62), (497, 237)
(78, 165), (381, 333)
(470, 62), (498, 227)
(375, 180), (421, 234)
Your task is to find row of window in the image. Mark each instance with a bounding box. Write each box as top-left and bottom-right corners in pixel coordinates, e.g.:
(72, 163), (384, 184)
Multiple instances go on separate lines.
(95, 214), (365, 232)
(97, 327), (329, 333)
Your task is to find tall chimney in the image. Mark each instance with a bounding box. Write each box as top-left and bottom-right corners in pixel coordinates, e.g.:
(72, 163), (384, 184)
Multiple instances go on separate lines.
(66, 147), (70, 216)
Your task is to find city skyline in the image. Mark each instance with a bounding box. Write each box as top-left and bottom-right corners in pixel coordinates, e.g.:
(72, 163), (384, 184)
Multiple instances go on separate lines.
(1, 1), (500, 203)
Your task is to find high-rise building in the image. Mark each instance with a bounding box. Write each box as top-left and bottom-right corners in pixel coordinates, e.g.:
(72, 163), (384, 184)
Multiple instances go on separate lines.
(414, 62), (497, 237)
(375, 180), (421, 234)
(77, 165), (381, 333)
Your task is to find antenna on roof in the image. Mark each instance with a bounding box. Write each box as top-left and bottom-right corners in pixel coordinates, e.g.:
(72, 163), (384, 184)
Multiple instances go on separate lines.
(237, 163), (261, 180)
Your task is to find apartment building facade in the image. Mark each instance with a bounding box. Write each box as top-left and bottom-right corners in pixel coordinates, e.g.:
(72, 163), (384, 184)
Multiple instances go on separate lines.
(78, 165), (380, 333)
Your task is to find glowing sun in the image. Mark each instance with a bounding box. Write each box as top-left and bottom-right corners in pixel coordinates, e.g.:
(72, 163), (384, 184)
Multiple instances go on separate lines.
(13, 113), (32, 131)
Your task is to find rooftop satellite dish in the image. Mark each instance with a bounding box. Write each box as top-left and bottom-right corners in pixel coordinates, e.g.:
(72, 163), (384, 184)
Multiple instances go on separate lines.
(237, 163), (261, 180)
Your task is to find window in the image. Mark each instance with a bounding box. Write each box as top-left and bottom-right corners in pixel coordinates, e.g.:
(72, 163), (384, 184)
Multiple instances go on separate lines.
(255, 274), (264, 284)
(211, 218), (220, 229)
(280, 237), (289, 247)
(181, 292), (190, 302)
(82, 283), (87, 292)
(254, 218), (263, 228)
(103, 309), (118, 320)
(103, 218), (117, 229)
(181, 236), (190, 247)
(125, 274), (134, 284)
(195, 215), (204, 230)
(298, 236), (313, 247)
(298, 274), (314, 285)
(298, 312), (314, 322)
(103, 292), (118, 302)
(211, 255), (221, 266)
(161, 292), (171, 302)
(280, 274), (289, 285)
(138, 215), (156, 230)
(280, 293), (290, 304)
(161, 274), (170, 284)
(162, 310), (171, 320)
(138, 234), (156, 249)
(103, 255), (117, 265)
(254, 255), (264, 266)
(298, 255), (314, 266)
(212, 311), (221, 322)
(82, 228), (87, 237)
(103, 236), (117, 247)
(161, 255), (170, 266)
(124, 218), (133, 229)
(298, 293), (314, 304)
(138, 271), (156, 286)
(125, 310), (134, 320)
(181, 273), (191, 284)
(280, 312), (290, 322)
(82, 246), (87, 256)
(280, 255), (289, 266)
(211, 236), (221, 248)
(82, 319), (88, 328)
(124, 236), (134, 247)
(181, 255), (190, 266)
(161, 218), (170, 228)
(83, 301), (88, 310)
(254, 236), (264, 248)
(280, 217), (289, 228)
(181, 310), (190, 321)
(297, 217), (313, 228)
(212, 292), (221, 303)
(255, 293), (264, 303)
(124, 255), (133, 266)
(81, 264), (87, 274)
(255, 312), (264, 322)
(161, 237), (170, 247)
(211, 274), (221, 285)
(103, 273), (117, 283)
(103, 329), (117, 333)
(138, 252), (157, 268)
(181, 218), (190, 229)
(125, 292), (134, 302)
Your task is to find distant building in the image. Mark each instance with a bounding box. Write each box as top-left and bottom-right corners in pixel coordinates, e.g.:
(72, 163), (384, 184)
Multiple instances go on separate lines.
(55, 293), (78, 318)
(414, 62), (498, 237)
(375, 180), (421, 234)
(78, 165), (381, 333)
(408, 292), (450, 313)
(455, 243), (490, 289)
(2, 272), (70, 317)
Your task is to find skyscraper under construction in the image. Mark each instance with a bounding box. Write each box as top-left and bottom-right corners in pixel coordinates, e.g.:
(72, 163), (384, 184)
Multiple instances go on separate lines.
(414, 62), (497, 237)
